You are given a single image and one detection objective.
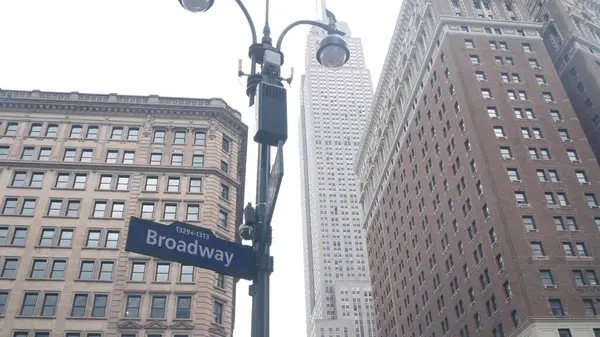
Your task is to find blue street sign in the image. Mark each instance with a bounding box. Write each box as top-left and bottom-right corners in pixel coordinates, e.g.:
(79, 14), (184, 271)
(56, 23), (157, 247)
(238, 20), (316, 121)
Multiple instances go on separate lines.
(125, 217), (255, 280)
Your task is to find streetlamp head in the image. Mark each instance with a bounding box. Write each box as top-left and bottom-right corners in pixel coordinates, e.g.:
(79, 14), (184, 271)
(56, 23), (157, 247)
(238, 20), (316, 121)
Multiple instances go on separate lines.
(178, 0), (214, 13)
(316, 34), (350, 69)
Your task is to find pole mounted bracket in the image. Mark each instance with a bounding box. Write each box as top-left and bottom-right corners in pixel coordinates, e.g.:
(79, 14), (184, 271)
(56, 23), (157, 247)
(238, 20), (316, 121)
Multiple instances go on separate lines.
(254, 253), (274, 273)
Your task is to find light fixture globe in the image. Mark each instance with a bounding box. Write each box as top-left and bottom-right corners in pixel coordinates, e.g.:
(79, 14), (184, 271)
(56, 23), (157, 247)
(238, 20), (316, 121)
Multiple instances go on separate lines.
(316, 34), (350, 69)
(178, 0), (214, 12)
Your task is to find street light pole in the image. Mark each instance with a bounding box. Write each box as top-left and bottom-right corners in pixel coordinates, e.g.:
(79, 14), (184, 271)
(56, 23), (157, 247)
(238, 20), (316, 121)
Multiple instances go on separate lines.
(177, 1), (351, 336)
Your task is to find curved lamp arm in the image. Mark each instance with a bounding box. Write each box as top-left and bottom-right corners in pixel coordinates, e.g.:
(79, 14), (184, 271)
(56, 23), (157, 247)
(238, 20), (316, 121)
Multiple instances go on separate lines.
(235, 0), (258, 45)
(275, 20), (345, 51)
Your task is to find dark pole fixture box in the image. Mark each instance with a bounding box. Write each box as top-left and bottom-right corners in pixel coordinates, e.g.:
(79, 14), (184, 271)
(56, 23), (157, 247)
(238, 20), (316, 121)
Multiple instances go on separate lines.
(254, 81), (288, 146)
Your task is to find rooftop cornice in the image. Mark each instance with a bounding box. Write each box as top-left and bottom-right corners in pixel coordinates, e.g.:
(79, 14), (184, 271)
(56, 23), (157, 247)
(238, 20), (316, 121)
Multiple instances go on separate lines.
(0, 88), (247, 134)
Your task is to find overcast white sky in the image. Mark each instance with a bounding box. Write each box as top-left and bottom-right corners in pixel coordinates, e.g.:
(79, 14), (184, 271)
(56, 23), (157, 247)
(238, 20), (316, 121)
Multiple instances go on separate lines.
(0, 0), (400, 336)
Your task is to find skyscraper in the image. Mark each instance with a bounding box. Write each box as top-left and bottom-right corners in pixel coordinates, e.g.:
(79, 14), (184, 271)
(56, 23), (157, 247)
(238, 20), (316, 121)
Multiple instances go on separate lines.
(0, 89), (247, 337)
(525, 0), (600, 162)
(355, 1), (600, 336)
(299, 5), (376, 337)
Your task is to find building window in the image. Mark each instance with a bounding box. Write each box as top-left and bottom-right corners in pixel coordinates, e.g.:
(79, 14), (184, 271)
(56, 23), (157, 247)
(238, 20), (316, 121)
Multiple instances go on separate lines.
(189, 178), (202, 193)
(106, 230), (120, 248)
(155, 263), (170, 282)
(153, 130), (165, 143)
(180, 265), (194, 283)
(150, 153), (162, 165)
(213, 300), (224, 324)
(70, 125), (83, 138)
(167, 177), (181, 192)
(145, 176), (159, 192)
(222, 136), (230, 153)
(163, 203), (177, 220)
(106, 150), (118, 163)
(176, 295), (192, 319)
(20, 292), (39, 316)
(86, 126), (99, 139)
(123, 151), (135, 164)
(1, 258), (18, 278)
(549, 299), (564, 316)
(0, 146), (9, 159)
(50, 260), (66, 279)
(194, 132), (206, 145)
(30, 259), (47, 278)
(215, 273), (225, 289)
(141, 202), (155, 219)
(174, 131), (186, 144)
(71, 293), (88, 317)
(192, 154), (204, 167)
(221, 161), (229, 173)
(124, 295), (141, 318)
(111, 127), (123, 140)
(130, 262), (146, 281)
(531, 242), (545, 257)
(92, 294), (108, 317)
(186, 204), (200, 221)
(218, 210), (228, 228)
(78, 261), (94, 279)
(40, 293), (58, 316)
(127, 128), (139, 141)
(171, 154), (184, 166)
(0, 291), (7, 315)
(2, 198), (18, 215)
(558, 330), (572, 337)
(150, 295), (167, 318)
(220, 184), (229, 200)
(481, 89), (492, 99)
(46, 124), (59, 137)
(93, 201), (107, 218)
(80, 149), (93, 162)
(99, 261), (114, 280)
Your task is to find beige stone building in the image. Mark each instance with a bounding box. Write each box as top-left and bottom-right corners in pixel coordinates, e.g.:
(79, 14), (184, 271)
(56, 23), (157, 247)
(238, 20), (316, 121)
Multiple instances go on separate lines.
(0, 89), (248, 337)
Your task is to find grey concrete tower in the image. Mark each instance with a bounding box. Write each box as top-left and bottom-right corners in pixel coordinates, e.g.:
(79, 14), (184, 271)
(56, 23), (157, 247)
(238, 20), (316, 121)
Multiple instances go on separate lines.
(298, 15), (377, 337)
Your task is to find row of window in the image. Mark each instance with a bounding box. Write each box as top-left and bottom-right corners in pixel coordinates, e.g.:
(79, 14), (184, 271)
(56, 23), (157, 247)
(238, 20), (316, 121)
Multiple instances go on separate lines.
(0, 290), (225, 324)
(476, 70), (549, 86)
(0, 197), (231, 225)
(0, 227), (116, 248)
(10, 171), (207, 194)
(529, 241), (592, 259)
(464, 38), (534, 53)
(0, 122), (231, 152)
(485, 106), (562, 120)
(506, 166), (590, 184)
(511, 189), (598, 208)
(2, 145), (229, 170)
(479, 86), (556, 103)
(521, 215), (600, 232)
(0, 257), (227, 286)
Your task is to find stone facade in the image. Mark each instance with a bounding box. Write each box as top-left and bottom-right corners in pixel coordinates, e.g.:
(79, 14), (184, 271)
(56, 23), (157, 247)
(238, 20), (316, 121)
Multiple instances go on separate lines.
(0, 89), (248, 337)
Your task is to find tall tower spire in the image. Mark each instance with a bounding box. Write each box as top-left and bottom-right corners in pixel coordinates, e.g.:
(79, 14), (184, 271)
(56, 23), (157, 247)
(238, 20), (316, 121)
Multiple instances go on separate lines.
(317, 0), (327, 21)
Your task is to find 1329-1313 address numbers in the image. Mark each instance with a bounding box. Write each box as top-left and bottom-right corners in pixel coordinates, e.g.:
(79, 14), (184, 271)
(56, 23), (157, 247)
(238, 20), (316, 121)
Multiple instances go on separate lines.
(175, 226), (210, 240)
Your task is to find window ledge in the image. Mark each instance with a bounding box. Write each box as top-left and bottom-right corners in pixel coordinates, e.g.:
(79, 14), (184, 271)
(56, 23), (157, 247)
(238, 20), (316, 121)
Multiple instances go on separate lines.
(75, 279), (114, 283)
(25, 278), (64, 282)
(81, 247), (118, 250)
(66, 316), (107, 320)
(6, 186), (43, 190)
(15, 315), (56, 319)
(0, 214), (34, 217)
